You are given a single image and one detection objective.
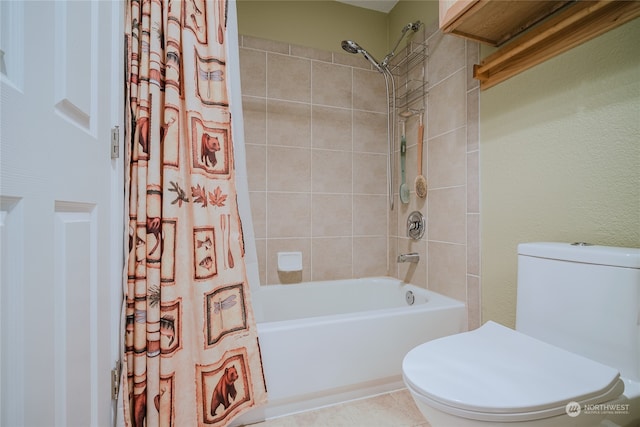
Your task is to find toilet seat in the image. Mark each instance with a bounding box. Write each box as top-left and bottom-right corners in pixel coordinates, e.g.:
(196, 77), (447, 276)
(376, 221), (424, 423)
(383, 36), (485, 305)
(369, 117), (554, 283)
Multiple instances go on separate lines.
(402, 321), (625, 422)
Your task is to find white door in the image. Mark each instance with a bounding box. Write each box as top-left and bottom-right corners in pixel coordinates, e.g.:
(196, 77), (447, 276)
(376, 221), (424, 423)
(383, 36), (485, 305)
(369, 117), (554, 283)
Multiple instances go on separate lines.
(1, 1), (123, 426)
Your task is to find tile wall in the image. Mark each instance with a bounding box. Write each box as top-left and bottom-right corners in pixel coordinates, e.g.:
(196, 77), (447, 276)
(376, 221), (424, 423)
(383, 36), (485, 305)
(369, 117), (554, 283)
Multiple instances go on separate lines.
(239, 35), (389, 286)
(390, 24), (481, 330)
(238, 26), (480, 330)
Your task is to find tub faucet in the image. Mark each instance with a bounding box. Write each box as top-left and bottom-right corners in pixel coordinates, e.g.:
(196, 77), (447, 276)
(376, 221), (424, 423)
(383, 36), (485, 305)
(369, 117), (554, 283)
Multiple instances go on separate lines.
(397, 252), (419, 263)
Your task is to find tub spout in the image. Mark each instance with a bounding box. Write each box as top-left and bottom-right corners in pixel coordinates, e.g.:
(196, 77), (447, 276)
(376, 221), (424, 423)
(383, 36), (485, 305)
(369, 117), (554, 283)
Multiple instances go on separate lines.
(397, 252), (419, 263)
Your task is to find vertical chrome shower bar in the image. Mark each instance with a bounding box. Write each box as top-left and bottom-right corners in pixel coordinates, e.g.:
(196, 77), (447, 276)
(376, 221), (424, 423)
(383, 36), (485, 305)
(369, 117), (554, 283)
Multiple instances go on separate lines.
(340, 21), (421, 212)
(382, 69), (395, 211)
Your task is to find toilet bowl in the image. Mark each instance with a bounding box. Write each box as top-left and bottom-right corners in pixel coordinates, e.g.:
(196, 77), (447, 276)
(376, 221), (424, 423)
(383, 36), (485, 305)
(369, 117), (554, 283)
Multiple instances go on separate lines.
(403, 321), (638, 427)
(402, 243), (640, 427)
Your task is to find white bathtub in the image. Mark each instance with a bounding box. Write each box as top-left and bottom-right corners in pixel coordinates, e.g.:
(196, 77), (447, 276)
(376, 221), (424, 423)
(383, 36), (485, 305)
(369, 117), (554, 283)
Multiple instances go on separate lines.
(232, 277), (466, 424)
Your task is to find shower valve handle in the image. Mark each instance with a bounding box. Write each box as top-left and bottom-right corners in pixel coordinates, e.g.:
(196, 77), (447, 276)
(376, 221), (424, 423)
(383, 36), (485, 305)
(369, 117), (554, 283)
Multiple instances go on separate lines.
(406, 211), (425, 240)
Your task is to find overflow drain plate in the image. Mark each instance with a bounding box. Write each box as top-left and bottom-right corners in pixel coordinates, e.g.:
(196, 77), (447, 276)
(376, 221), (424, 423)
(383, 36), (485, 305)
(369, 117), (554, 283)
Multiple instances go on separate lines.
(405, 290), (415, 306)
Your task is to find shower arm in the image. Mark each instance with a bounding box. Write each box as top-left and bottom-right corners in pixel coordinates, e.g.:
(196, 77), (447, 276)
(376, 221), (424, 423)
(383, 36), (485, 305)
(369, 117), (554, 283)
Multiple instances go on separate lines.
(381, 21), (422, 68)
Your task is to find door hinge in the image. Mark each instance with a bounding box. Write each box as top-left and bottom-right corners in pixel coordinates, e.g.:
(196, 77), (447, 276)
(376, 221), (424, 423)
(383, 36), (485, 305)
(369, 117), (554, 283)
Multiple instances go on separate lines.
(110, 126), (120, 159)
(111, 361), (121, 400)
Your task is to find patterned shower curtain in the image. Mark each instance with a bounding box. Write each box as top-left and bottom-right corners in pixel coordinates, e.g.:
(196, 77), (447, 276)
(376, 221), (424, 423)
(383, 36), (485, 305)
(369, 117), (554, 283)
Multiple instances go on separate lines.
(121, 1), (267, 425)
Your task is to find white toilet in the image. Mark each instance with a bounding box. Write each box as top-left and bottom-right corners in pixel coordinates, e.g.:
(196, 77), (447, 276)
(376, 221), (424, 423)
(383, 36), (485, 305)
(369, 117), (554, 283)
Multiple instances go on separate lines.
(403, 242), (640, 427)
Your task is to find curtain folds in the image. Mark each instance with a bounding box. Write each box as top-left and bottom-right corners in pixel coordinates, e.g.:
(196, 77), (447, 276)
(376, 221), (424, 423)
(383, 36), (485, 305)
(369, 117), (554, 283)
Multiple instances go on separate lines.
(122, 1), (267, 425)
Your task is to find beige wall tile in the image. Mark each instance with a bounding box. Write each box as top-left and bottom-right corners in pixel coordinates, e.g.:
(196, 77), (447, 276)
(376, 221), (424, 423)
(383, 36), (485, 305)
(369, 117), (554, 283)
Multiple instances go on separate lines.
(241, 35), (289, 54)
(428, 241), (466, 301)
(427, 32), (466, 87)
(249, 191), (266, 238)
(242, 96), (266, 145)
(245, 143), (266, 191)
(467, 87), (479, 152)
(312, 61), (352, 108)
(267, 53), (311, 102)
(387, 235), (398, 277)
(353, 110), (387, 154)
(333, 51), (374, 69)
(312, 194), (352, 237)
(353, 194), (386, 236)
(428, 186), (466, 244)
(427, 127), (466, 189)
(312, 106), (352, 151)
(267, 99), (311, 147)
(467, 150), (479, 213)
(241, 36), (389, 283)
(428, 69), (466, 138)
(267, 192), (311, 238)
(353, 68), (387, 113)
(467, 213), (480, 276)
(312, 149), (353, 193)
(353, 152), (386, 194)
(239, 48), (266, 97)
(291, 44), (333, 62)
(353, 236), (388, 277)
(266, 146), (311, 192)
(467, 274), (481, 330)
(312, 237), (353, 280)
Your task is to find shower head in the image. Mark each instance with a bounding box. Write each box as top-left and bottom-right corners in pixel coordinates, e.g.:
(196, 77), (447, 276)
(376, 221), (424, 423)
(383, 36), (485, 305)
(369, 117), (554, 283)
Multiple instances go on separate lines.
(341, 40), (360, 54)
(341, 40), (384, 73)
(341, 20), (422, 71)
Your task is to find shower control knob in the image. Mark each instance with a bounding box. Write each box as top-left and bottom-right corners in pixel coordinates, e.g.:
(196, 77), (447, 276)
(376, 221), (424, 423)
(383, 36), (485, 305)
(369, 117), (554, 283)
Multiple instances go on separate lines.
(407, 211), (425, 240)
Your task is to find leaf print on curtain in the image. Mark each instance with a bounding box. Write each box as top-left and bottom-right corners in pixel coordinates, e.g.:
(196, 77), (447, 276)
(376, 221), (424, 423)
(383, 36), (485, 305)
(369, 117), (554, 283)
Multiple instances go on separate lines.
(121, 1), (267, 426)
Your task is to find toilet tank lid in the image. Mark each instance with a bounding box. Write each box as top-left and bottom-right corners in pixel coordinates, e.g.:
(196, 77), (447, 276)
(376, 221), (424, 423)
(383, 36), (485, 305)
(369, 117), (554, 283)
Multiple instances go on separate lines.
(518, 242), (640, 268)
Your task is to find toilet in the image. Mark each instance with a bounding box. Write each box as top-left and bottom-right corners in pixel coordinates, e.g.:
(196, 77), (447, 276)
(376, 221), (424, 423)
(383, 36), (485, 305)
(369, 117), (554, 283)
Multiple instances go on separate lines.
(403, 242), (640, 427)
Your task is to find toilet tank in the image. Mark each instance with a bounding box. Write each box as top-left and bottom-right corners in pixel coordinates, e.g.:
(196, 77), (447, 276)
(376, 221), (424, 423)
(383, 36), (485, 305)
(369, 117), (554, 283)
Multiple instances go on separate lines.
(515, 242), (640, 381)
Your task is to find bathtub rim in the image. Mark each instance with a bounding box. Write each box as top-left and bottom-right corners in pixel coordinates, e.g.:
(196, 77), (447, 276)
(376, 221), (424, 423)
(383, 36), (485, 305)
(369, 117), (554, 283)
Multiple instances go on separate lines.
(254, 276), (466, 326)
(234, 276), (468, 425)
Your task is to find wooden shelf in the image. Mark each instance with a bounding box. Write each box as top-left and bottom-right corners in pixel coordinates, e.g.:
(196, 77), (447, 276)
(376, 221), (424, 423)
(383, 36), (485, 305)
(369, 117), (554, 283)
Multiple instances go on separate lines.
(440, 0), (572, 47)
(473, 0), (640, 90)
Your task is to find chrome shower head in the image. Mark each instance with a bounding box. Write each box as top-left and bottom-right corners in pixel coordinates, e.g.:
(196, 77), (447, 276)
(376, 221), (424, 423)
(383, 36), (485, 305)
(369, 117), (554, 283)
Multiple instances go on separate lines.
(341, 40), (384, 73)
(341, 40), (361, 54)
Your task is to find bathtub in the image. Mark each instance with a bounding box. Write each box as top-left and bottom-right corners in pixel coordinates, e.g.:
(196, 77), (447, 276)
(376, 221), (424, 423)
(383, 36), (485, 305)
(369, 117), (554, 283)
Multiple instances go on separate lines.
(232, 277), (466, 424)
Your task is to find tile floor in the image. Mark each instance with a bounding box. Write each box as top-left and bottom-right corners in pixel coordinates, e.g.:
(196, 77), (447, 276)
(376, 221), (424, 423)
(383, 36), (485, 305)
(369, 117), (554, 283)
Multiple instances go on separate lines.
(245, 389), (431, 427)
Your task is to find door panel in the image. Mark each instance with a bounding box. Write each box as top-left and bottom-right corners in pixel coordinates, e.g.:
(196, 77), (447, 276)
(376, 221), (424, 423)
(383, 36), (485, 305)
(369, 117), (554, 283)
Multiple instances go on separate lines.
(54, 205), (98, 427)
(0, 196), (25, 426)
(0, 1), (123, 426)
(54, 0), (96, 131)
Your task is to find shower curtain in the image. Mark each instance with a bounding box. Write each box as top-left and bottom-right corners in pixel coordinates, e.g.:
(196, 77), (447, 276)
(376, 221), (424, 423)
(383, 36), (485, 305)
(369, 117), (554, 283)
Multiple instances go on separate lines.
(121, 1), (267, 425)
